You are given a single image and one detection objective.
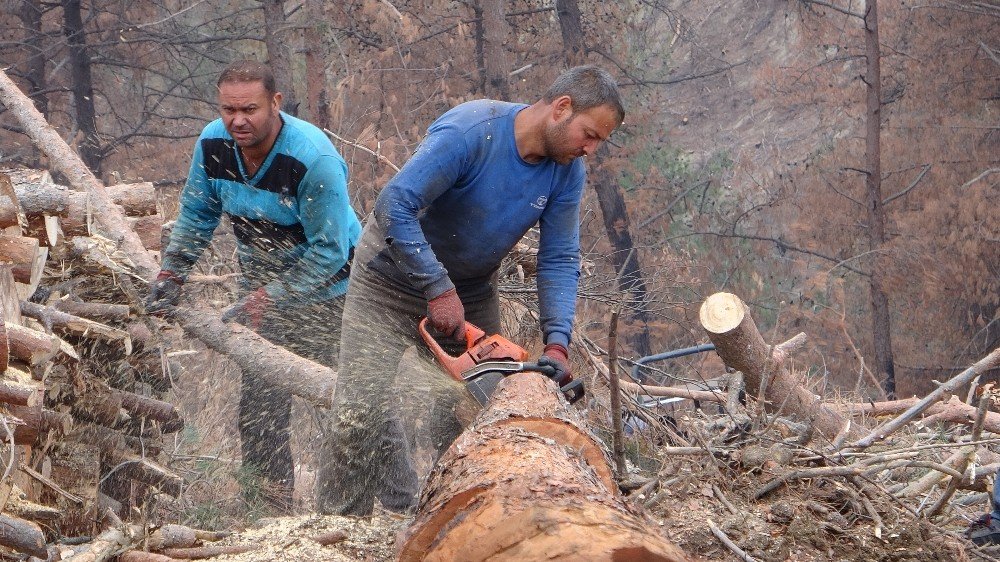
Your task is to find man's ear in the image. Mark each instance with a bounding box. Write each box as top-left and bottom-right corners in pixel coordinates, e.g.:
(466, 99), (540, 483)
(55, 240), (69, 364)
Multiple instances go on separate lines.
(272, 91), (283, 111)
(551, 95), (574, 122)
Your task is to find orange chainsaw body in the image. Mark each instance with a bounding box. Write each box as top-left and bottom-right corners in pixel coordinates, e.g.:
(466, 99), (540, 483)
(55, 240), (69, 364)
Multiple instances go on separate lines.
(418, 318), (528, 382)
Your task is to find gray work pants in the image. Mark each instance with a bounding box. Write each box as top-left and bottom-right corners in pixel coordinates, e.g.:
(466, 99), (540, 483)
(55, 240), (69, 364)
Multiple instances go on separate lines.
(316, 225), (500, 516)
(239, 295), (343, 511)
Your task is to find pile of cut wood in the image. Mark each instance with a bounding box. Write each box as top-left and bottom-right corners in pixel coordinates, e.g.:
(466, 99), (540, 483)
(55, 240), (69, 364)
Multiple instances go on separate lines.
(0, 167), (186, 560)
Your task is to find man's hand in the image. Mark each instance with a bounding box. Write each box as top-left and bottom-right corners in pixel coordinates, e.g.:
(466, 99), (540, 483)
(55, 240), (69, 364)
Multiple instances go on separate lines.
(221, 287), (271, 331)
(538, 343), (572, 386)
(427, 288), (465, 341)
(145, 270), (183, 316)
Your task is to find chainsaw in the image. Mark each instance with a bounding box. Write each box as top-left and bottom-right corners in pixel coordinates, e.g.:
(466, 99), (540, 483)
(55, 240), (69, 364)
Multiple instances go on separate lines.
(418, 318), (584, 406)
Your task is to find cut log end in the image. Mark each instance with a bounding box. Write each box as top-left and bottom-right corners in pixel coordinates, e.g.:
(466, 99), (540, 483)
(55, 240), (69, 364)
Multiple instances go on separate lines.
(699, 292), (746, 334)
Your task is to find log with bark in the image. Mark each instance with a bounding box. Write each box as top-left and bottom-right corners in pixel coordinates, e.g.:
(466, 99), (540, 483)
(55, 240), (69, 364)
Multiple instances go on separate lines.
(399, 372), (689, 561)
(0, 173), (19, 229)
(0, 512), (48, 558)
(699, 292), (850, 441)
(5, 322), (61, 366)
(838, 394), (1000, 435)
(0, 234), (38, 271)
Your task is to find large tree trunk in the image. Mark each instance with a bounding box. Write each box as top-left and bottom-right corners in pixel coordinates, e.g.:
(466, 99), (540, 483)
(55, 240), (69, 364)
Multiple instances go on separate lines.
(700, 292), (850, 440)
(18, 0), (47, 118)
(479, 0), (510, 99)
(261, 0), (299, 116)
(399, 373), (688, 562)
(555, 0), (586, 66)
(863, 0), (896, 399)
(62, 0), (101, 173)
(554, 1), (653, 362)
(303, 0), (329, 130)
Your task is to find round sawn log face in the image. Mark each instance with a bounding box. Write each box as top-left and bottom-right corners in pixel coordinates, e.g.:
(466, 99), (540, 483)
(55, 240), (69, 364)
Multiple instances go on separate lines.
(399, 373), (689, 562)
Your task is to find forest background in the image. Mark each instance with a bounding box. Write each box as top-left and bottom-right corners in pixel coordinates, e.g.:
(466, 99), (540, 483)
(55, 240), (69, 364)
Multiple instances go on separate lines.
(0, 0), (995, 418)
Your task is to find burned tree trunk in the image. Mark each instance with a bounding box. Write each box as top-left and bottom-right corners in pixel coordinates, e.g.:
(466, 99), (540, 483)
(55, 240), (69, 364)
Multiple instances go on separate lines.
(399, 373), (688, 561)
(700, 292), (850, 440)
(862, 0), (896, 399)
(62, 0), (102, 173)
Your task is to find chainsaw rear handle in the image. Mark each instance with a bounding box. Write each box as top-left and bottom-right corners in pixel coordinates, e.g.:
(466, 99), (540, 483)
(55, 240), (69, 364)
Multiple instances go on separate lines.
(418, 317), (487, 381)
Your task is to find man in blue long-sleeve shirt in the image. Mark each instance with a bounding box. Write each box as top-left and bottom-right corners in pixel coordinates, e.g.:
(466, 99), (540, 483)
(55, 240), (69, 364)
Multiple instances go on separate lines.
(146, 60), (361, 512)
(318, 66), (624, 516)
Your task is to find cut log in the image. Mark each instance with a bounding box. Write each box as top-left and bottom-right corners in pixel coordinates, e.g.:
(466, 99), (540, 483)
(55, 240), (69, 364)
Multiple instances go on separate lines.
(399, 373), (689, 562)
(20, 300), (130, 343)
(175, 307), (336, 406)
(0, 234), (38, 271)
(5, 323), (59, 366)
(12, 178), (157, 221)
(106, 452), (183, 497)
(699, 292), (849, 440)
(11, 245), (45, 299)
(0, 173), (20, 229)
(0, 267), (21, 324)
(2, 401), (43, 445)
(0, 316), (8, 372)
(118, 391), (183, 433)
(147, 525), (197, 551)
(0, 513), (47, 558)
(54, 299), (131, 323)
(5, 494), (62, 522)
(0, 379), (42, 406)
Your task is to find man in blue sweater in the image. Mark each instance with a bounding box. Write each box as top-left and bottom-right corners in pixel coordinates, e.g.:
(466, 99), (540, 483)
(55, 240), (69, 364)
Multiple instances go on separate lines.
(318, 66), (624, 516)
(146, 60), (361, 512)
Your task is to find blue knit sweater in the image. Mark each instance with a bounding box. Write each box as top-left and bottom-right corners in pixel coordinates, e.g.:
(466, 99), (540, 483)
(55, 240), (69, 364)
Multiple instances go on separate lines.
(163, 113), (362, 306)
(372, 100), (585, 347)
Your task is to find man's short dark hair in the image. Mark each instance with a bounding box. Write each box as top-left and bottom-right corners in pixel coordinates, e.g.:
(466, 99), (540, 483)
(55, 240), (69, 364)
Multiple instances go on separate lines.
(544, 65), (625, 124)
(217, 60), (277, 96)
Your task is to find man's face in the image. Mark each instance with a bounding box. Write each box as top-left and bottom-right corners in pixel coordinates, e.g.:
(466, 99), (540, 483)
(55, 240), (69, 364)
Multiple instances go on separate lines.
(218, 80), (282, 149)
(542, 100), (620, 165)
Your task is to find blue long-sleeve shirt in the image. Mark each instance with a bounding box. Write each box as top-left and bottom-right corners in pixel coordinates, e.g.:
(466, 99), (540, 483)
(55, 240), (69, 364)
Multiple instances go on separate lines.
(371, 100), (585, 347)
(163, 112), (362, 307)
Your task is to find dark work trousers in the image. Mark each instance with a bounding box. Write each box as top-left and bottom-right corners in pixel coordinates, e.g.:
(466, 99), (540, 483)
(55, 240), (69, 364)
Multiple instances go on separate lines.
(316, 227), (500, 516)
(238, 295), (343, 512)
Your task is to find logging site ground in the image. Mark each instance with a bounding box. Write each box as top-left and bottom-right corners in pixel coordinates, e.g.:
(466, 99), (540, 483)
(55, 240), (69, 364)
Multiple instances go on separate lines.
(0, 0), (997, 561)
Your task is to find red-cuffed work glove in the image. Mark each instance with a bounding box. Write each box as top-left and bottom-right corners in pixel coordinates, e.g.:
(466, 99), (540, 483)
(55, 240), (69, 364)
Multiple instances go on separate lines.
(427, 288), (465, 341)
(145, 270), (183, 316)
(221, 287), (271, 331)
(538, 343), (572, 386)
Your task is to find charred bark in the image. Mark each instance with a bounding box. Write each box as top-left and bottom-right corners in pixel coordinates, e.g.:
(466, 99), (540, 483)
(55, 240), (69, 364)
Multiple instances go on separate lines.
(62, 0), (102, 173)
(863, 0), (896, 399)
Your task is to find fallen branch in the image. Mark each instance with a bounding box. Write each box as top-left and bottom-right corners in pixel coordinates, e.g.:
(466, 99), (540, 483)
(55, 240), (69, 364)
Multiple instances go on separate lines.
(20, 300), (130, 343)
(852, 347), (1000, 448)
(160, 544), (258, 558)
(700, 292), (850, 440)
(707, 519), (759, 562)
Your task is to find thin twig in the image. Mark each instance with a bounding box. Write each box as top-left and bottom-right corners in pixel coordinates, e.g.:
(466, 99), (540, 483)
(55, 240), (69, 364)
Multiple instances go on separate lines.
(323, 128), (400, 172)
(607, 311), (627, 476)
(708, 519), (759, 562)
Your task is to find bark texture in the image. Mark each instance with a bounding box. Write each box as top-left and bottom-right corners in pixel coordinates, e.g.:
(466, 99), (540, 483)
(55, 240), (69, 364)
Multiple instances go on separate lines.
(700, 292), (850, 440)
(399, 373), (688, 562)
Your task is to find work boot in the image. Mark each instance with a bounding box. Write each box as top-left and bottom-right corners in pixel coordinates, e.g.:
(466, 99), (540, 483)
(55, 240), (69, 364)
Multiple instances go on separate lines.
(966, 513), (1000, 546)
